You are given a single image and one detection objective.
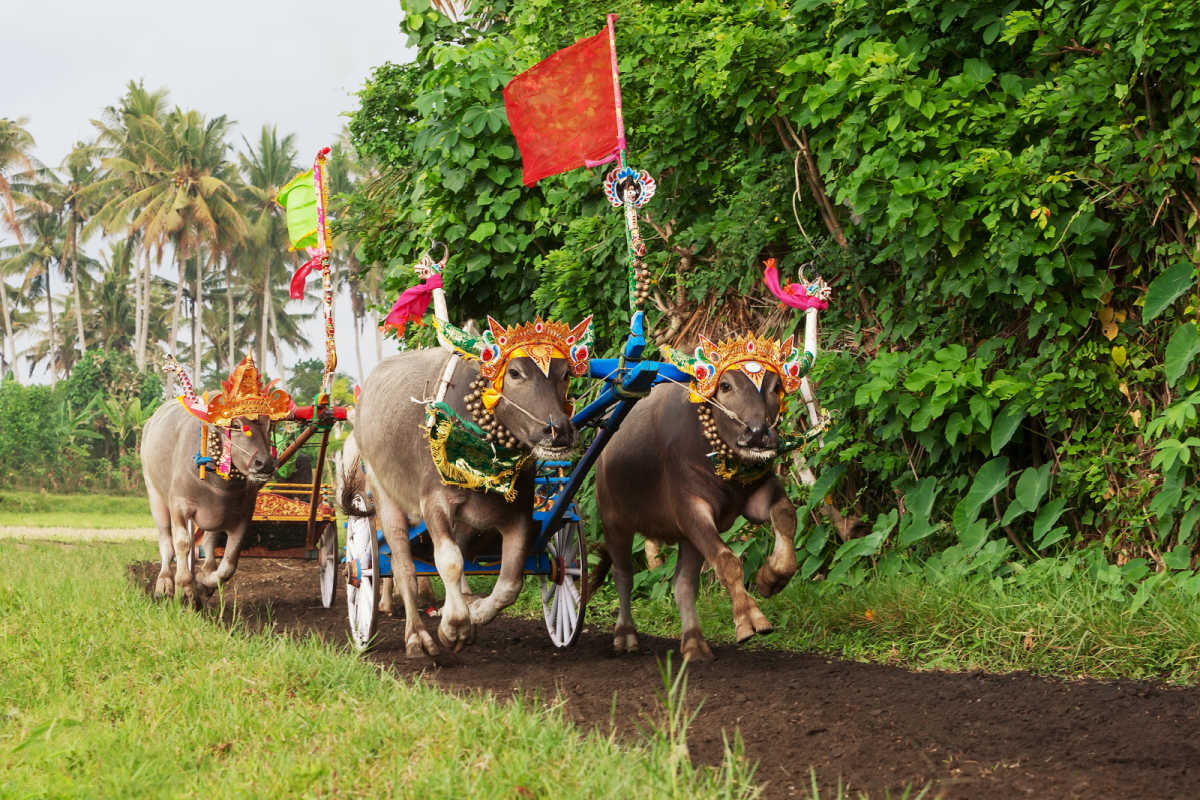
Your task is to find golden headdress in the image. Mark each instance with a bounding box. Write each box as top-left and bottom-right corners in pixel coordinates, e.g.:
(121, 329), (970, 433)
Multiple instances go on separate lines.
(663, 333), (811, 403)
(204, 354), (293, 426)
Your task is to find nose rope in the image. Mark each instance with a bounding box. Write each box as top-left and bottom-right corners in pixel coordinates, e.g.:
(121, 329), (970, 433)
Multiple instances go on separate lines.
(494, 391), (566, 429)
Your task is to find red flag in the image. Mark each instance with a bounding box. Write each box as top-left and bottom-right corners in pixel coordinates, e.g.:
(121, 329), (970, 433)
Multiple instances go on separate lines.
(504, 17), (625, 186)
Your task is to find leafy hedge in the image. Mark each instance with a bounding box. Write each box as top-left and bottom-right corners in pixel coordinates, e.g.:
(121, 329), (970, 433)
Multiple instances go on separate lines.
(343, 0), (1200, 580)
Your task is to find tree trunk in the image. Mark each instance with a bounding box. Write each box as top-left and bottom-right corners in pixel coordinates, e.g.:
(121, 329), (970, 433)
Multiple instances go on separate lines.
(133, 246), (144, 368)
(44, 264), (57, 386)
(368, 267), (382, 361)
(352, 309), (363, 381)
(169, 255), (184, 359)
(0, 277), (16, 380)
(135, 248), (152, 370)
(193, 250), (205, 382)
(225, 260), (236, 370)
(259, 262), (270, 369)
(70, 241), (86, 355)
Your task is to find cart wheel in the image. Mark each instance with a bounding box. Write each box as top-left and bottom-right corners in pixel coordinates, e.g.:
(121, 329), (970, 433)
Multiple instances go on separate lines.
(345, 495), (380, 651)
(539, 520), (588, 648)
(318, 521), (337, 609)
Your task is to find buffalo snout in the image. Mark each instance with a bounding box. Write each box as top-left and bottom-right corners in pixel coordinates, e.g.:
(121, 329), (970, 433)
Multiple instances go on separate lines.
(541, 415), (575, 448)
(737, 423), (777, 450)
(251, 452), (276, 477)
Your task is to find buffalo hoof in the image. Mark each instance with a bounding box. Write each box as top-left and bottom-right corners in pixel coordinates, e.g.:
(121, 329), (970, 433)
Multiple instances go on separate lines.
(177, 583), (203, 610)
(437, 616), (474, 652)
(734, 615), (773, 643)
(405, 627), (439, 659)
(153, 574), (174, 599)
(680, 632), (714, 662)
(612, 626), (639, 654)
(754, 563), (795, 598)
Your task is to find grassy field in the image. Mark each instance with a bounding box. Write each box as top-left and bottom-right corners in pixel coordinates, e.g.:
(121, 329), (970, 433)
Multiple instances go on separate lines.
(0, 539), (760, 800)
(0, 491), (151, 530)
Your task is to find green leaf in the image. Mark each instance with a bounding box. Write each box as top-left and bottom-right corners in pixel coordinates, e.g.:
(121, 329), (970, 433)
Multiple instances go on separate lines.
(902, 87), (922, 109)
(1164, 544), (1192, 571)
(1014, 463), (1052, 512)
(1165, 322), (1200, 386)
(1144, 259), (1196, 321)
(990, 402), (1026, 455)
(963, 58), (995, 85)
(897, 477), (940, 547)
(468, 221), (496, 242)
(952, 457), (1009, 530)
(1033, 498), (1068, 545)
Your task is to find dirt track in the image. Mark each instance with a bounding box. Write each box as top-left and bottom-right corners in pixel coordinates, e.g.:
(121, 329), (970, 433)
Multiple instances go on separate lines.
(134, 558), (1200, 799)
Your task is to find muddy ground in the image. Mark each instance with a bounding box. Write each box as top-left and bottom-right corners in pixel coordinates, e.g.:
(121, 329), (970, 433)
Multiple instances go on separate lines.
(134, 558), (1200, 799)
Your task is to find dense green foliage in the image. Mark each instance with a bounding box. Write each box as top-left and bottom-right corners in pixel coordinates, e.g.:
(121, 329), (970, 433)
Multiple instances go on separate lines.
(0, 350), (161, 491)
(344, 0), (1200, 579)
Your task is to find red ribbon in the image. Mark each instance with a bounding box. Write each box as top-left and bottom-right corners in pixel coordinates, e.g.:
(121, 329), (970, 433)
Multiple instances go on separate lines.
(763, 258), (828, 311)
(382, 273), (444, 335)
(289, 253), (322, 300)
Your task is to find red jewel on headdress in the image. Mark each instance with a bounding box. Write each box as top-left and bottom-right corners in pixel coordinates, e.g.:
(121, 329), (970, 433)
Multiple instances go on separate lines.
(481, 345), (495, 361)
(695, 365), (709, 379)
(747, 341), (755, 353)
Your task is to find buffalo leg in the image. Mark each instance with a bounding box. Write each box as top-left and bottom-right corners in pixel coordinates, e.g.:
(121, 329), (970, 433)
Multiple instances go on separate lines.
(607, 526), (639, 654)
(170, 508), (200, 608)
(467, 515), (530, 626)
(683, 497), (772, 642)
(196, 521), (246, 592)
(147, 484), (174, 598)
(674, 540), (713, 662)
(745, 484), (798, 597)
(374, 488), (437, 657)
(420, 496), (474, 652)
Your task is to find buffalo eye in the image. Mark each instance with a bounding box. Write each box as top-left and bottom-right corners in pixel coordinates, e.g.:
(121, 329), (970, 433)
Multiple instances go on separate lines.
(508, 365), (524, 380)
(719, 380), (732, 393)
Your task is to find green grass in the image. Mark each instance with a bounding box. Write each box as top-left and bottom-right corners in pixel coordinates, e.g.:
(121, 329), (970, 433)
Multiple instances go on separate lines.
(576, 554), (1200, 684)
(0, 540), (761, 799)
(0, 491), (152, 529)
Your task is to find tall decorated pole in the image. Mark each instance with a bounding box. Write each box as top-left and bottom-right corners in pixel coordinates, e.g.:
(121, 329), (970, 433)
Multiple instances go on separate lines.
(276, 147), (338, 399)
(311, 147), (337, 395)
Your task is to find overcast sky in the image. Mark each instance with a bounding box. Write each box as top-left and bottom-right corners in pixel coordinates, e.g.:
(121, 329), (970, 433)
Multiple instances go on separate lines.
(4, 0), (415, 383)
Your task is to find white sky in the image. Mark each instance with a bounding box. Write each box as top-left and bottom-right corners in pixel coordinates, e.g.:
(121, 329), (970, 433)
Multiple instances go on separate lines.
(4, 0), (415, 384)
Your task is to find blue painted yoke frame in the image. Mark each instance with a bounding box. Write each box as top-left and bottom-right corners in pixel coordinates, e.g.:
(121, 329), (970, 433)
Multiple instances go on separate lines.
(373, 311), (690, 580)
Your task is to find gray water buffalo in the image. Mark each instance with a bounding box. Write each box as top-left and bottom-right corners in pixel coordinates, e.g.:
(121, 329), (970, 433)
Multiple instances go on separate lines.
(593, 332), (814, 661)
(143, 356), (287, 606)
(354, 316), (590, 656)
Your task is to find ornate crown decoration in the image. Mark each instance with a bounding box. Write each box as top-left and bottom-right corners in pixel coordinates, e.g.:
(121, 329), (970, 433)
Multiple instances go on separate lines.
(205, 354), (293, 426)
(435, 315), (593, 379)
(663, 333), (811, 403)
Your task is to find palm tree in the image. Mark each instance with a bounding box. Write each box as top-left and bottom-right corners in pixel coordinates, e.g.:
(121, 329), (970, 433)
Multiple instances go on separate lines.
(87, 81), (170, 369)
(0, 117), (38, 377)
(57, 142), (102, 357)
(2, 176), (65, 382)
(154, 109), (246, 380)
(238, 126), (302, 369)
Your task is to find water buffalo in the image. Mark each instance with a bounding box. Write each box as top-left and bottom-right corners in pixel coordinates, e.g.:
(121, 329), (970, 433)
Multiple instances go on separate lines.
(143, 355), (287, 607)
(142, 404), (277, 606)
(354, 316), (590, 656)
(593, 331), (815, 661)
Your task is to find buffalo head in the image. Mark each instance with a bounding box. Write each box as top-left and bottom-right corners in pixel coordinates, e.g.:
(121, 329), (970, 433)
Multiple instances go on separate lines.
(707, 368), (782, 461)
(492, 355), (575, 457)
(224, 414), (277, 484)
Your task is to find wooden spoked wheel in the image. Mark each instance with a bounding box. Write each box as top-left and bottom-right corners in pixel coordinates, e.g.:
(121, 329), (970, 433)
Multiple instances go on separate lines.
(539, 519), (587, 648)
(344, 495), (380, 651)
(318, 521), (337, 609)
